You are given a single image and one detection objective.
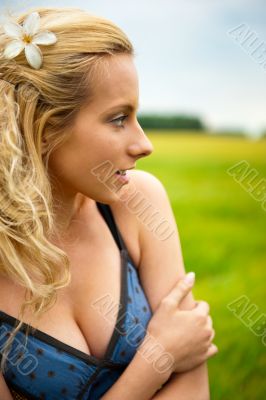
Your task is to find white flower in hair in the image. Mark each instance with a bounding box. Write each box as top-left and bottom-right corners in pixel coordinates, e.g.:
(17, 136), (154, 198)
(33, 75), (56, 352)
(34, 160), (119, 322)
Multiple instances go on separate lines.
(2, 11), (57, 70)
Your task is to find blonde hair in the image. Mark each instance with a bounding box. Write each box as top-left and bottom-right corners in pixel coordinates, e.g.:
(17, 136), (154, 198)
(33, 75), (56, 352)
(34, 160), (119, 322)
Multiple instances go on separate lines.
(0, 6), (134, 372)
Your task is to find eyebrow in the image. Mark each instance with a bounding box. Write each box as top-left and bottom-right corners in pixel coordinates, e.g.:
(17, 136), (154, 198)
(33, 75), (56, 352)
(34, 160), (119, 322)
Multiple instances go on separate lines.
(104, 102), (140, 114)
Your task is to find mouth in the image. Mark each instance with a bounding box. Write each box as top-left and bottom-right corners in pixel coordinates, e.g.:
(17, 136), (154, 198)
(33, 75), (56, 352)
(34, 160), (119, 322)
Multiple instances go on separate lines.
(115, 170), (127, 176)
(115, 166), (135, 175)
(114, 166), (135, 185)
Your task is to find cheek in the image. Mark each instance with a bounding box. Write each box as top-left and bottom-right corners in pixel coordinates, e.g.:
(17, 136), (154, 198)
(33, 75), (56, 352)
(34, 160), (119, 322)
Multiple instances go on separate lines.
(47, 138), (86, 183)
(47, 122), (120, 181)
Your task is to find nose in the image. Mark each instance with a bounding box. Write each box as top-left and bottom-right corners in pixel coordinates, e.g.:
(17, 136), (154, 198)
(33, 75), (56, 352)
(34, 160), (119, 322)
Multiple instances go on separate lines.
(128, 124), (154, 160)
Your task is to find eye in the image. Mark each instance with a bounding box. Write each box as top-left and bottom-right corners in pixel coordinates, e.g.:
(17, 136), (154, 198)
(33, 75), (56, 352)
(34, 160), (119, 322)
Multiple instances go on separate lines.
(111, 115), (128, 128)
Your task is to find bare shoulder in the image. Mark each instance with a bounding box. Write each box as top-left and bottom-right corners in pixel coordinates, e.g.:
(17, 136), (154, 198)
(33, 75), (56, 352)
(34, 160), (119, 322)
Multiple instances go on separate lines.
(115, 168), (176, 239)
(112, 169), (193, 313)
(126, 169), (168, 195)
(111, 168), (170, 214)
(110, 169), (176, 267)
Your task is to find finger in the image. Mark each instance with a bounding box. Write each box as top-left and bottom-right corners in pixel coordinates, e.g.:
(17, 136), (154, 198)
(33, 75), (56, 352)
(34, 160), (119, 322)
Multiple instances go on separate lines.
(163, 272), (195, 306)
(194, 300), (210, 316)
(205, 343), (218, 359)
(207, 315), (213, 329)
(192, 300), (199, 309)
(209, 329), (215, 342)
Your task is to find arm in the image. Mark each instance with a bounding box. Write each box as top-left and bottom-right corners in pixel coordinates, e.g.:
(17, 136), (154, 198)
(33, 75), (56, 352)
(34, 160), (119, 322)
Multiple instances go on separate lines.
(151, 365), (209, 400)
(0, 373), (13, 400)
(130, 170), (210, 399)
(101, 338), (171, 400)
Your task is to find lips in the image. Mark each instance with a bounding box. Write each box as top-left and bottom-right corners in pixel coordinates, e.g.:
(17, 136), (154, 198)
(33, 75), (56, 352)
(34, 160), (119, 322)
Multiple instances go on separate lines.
(115, 166), (135, 173)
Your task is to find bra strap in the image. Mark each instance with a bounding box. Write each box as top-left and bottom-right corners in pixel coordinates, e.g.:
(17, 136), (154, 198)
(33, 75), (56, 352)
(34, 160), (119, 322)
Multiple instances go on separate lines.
(96, 202), (126, 252)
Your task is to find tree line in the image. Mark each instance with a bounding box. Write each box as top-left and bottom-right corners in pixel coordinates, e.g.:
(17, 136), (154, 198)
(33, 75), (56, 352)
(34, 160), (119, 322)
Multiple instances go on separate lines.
(137, 113), (205, 131)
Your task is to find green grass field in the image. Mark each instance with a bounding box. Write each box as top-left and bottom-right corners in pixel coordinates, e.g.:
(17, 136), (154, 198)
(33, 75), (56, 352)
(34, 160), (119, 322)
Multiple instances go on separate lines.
(137, 132), (266, 400)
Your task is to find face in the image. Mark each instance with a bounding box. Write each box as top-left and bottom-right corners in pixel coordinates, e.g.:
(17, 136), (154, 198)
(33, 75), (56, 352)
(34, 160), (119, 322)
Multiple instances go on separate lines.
(47, 54), (154, 205)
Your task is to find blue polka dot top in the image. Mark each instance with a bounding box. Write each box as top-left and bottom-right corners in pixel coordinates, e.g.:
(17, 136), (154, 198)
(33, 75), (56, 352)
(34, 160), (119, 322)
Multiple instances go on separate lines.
(0, 201), (153, 399)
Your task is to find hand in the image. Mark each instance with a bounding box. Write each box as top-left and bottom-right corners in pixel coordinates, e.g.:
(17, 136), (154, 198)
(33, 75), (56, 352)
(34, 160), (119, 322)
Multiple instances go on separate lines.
(145, 273), (218, 374)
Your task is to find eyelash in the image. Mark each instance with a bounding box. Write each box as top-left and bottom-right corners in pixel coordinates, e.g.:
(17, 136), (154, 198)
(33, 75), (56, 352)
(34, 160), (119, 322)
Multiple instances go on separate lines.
(111, 115), (128, 128)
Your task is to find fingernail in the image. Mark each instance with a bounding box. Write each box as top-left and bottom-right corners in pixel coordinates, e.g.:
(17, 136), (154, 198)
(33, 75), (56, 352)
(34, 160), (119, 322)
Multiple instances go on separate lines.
(184, 272), (195, 285)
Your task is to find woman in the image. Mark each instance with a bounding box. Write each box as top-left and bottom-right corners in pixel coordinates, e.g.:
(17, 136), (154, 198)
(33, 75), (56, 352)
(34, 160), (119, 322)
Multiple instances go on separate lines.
(0, 7), (218, 399)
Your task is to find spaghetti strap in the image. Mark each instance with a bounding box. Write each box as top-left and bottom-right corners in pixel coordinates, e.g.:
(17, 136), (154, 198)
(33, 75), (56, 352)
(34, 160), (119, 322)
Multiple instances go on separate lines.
(96, 201), (126, 252)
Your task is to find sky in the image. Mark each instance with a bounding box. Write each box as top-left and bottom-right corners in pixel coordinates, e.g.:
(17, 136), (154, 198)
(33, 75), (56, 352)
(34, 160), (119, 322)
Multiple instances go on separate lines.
(1, 0), (266, 137)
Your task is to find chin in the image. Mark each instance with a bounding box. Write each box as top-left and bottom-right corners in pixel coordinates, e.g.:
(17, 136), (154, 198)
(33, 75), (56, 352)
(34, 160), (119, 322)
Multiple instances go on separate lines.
(88, 187), (125, 205)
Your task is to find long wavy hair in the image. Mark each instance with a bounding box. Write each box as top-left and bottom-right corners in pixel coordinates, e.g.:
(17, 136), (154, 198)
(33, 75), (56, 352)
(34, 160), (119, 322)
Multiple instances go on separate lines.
(0, 6), (133, 372)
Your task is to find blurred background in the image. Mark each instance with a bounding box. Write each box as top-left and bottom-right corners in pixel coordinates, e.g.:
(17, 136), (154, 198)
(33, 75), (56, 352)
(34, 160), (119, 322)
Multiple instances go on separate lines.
(1, 1), (266, 399)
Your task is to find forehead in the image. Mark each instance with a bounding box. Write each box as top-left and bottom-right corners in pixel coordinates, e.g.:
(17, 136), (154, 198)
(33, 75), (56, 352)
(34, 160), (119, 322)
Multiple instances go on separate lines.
(89, 54), (139, 112)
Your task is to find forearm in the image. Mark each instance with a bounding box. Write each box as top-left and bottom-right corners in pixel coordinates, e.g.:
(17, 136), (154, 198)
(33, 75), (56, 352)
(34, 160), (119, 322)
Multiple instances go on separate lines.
(101, 341), (172, 400)
(151, 362), (210, 400)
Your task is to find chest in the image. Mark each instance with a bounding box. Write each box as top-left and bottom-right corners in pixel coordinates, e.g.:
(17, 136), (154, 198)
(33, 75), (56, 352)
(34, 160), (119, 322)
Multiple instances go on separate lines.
(0, 204), (141, 360)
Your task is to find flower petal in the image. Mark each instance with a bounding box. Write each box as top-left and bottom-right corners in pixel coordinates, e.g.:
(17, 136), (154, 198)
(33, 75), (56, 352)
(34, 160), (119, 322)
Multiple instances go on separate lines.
(24, 43), (43, 69)
(3, 21), (23, 39)
(3, 39), (25, 59)
(32, 31), (57, 45)
(23, 12), (40, 36)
